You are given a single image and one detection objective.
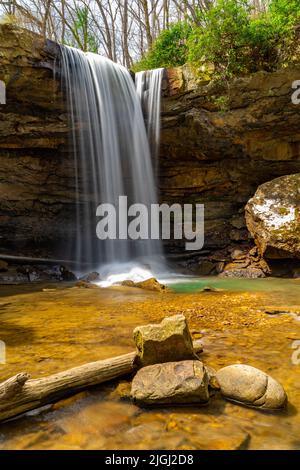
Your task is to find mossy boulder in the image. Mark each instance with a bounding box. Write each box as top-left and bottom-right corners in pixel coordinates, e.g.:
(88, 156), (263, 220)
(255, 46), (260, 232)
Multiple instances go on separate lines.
(245, 174), (300, 259)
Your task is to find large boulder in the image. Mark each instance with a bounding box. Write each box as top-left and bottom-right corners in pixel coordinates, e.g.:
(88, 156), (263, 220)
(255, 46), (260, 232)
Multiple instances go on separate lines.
(133, 314), (195, 366)
(216, 364), (287, 410)
(131, 360), (209, 405)
(245, 174), (300, 259)
(122, 277), (170, 293)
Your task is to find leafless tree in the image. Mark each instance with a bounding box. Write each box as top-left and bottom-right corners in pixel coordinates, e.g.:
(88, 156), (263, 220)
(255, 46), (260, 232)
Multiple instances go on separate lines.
(0, 0), (272, 65)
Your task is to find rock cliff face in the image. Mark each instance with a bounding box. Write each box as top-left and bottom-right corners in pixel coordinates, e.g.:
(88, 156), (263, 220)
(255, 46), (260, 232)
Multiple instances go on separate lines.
(0, 25), (300, 273)
(160, 66), (300, 257)
(0, 24), (74, 259)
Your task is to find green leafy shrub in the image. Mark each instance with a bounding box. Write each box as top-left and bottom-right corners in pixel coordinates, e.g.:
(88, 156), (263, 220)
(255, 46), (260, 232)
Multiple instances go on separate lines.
(188, 0), (288, 78)
(188, 0), (251, 78)
(269, 0), (300, 30)
(133, 0), (300, 77)
(268, 0), (300, 63)
(132, 22), (192, 72)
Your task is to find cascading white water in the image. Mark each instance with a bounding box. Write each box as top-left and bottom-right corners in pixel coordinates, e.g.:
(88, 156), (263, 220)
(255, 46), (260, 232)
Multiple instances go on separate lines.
(135, 68), (164, 164)
(60, 47), (163, 275)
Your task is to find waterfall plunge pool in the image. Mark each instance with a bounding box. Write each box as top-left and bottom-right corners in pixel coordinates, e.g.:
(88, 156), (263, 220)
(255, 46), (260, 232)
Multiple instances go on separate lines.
(0, 277), (299, 449)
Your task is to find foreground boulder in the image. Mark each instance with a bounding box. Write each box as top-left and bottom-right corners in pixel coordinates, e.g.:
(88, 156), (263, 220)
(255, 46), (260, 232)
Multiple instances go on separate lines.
(216, 364), (287, 410)
(131, 360), (209, 405)
(133, 314), (195, 366)
(245, 174), (300, 259)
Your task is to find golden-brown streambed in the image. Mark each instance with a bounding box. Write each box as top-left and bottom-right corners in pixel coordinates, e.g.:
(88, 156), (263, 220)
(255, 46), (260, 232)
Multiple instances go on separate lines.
(0, 278), (299, 450)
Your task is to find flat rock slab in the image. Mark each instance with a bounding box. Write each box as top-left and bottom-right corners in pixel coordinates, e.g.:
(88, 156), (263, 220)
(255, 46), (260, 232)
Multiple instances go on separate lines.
(131, 360), (209, 405)
(133, 314), (195, 366)
(216, 364), (287, 410)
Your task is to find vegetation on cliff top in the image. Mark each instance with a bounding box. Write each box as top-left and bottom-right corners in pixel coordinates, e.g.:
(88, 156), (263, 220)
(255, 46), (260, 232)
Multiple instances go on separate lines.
(1, 1), (299, 78)
(133, 0), (300, 79)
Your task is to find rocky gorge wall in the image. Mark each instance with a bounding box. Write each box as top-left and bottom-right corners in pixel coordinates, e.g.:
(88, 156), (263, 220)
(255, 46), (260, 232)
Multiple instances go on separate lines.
(0, 24), (75, 260)
(160, 67), (300, 275)
(160, 67), (300, 247)
(0, 24), (299, 276)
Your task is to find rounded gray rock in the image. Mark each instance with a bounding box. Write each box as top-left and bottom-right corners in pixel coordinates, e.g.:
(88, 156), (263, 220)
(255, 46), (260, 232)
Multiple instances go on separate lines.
(216, 364), (287, 409)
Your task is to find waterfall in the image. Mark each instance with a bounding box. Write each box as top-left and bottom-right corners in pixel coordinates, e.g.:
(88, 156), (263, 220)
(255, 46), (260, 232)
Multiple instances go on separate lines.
(60, 47), (163, 275)
(135, 68), (164, 165)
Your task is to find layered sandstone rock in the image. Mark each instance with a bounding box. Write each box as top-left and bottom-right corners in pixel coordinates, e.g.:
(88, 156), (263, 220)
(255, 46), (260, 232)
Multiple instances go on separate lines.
(0, 23), (75, 259)
(1, 25), (300, 269)
(160, 66), (300, 254)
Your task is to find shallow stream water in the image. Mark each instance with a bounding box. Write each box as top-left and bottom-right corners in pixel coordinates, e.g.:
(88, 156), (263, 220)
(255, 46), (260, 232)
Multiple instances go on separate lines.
(0, 278), (299, 449)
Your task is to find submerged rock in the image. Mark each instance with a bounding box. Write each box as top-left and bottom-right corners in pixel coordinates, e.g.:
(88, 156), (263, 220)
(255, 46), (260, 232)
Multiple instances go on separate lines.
(216, 364), (287, 410)
(133, 314), (195, 366)
(246, 174), (300, 259)
(131, 360), (209, 405)
(201, 286), (220, 292)
(117, 416), (250, 450)
(264, 309), (289, 315)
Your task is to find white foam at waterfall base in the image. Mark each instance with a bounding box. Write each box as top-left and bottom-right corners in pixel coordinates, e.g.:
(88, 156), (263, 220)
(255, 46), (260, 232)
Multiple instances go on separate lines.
(96, 259), (191, 288)
(96, 260), (167, 287)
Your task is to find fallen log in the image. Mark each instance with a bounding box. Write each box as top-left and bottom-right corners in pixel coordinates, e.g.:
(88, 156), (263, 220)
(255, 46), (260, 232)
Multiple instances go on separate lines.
(0, 340), (203, 423)
(0, 352), (136, 423)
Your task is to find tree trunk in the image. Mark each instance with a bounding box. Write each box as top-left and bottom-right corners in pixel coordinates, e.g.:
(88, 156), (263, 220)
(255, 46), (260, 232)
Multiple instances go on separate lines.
(0, 340), (203, 422)
(0, 352), (136, 422)
(141, 0), (153, 49)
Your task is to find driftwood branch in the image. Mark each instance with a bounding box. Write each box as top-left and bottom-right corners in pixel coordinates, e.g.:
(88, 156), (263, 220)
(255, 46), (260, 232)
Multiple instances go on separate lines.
(0, 352), (136, 422)
(0, 340), (203, 423)
(0, 372), (30, 401)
